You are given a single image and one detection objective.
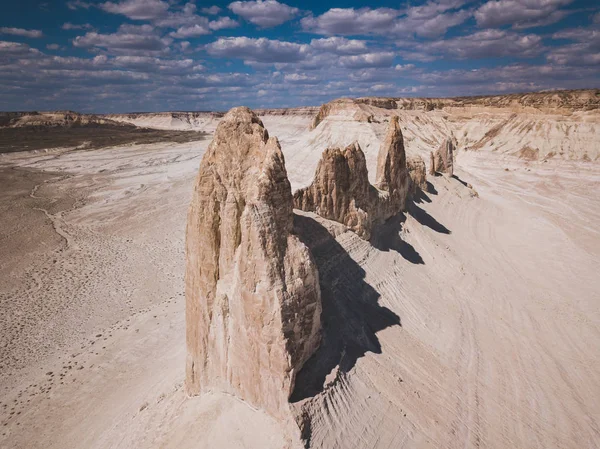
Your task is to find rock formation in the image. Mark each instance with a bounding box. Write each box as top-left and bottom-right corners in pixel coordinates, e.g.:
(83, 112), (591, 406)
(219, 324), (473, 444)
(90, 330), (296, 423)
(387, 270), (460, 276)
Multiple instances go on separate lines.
(294, 116), (411, 240)
(429, 151), (436, 176)
(407, 155), (427, 193)
(185, 107), (322, 419)
(433, 138), (454, 175)
(375, 116), (411, 210)
(293, 142), (376, 239)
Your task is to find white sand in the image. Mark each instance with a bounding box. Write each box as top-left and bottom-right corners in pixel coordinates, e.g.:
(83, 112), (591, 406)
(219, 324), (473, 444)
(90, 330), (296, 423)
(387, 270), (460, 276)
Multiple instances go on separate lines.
(0, 111), (599, 448)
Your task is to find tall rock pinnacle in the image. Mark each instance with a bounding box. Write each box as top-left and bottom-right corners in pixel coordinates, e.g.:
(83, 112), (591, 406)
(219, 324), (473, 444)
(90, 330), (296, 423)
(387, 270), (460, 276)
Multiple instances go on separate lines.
(294, 116), (413, 240)
(185, 107), (322, 419)
(433, 138), (455, 176)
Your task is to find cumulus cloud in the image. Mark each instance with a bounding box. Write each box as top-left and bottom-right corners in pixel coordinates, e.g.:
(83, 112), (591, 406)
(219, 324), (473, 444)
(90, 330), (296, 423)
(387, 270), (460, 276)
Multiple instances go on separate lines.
(46, 44), (61, 50)
(169, 24), (211, 38)
(202, 6), (222, 15)
(301, 7), (399, 35)
(206, 37), (309, 63)
(229, 0), (299, 27)
(339, 51), (395, 68)
(474, 0), (573, 29)
(0, 40), (40, 55)
(548, 27), (600, 66)
(309, 37), (368, 55)
(62, 22), (93, 30)
(0, 27), (43, 38)
(100, 0), (170, 20)
(301, 1), (470, 38)
(73, 24), (172, 54)
(402, 29), (544, 60)
(67, 0), (91, 10)
(208, 17), (239, 31)
(284, 73), (320, 84)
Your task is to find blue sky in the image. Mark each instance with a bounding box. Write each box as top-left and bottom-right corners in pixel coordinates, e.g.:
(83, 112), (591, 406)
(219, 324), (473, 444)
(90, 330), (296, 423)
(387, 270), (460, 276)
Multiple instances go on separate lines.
(0, 0), (598, 112)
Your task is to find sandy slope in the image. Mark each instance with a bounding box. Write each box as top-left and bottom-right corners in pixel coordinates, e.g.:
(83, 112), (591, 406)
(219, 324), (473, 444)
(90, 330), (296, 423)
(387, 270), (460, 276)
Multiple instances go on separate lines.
(0, 113), (599, 448)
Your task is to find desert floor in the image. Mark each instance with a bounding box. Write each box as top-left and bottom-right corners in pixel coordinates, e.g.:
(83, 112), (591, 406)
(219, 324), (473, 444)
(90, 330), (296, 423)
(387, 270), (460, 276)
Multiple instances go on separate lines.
(1, 117), (599, 448)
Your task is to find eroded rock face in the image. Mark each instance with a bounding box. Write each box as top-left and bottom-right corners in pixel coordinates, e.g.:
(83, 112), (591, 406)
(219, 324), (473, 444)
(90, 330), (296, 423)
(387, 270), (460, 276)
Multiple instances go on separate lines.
(294, 117), (411, 240)
(429, 151), (436, 176)
(407, 155), (427, 193)
(375, 116), (410, 210)
(433, 138), (454, 175)
(294, 142), (375, 239)
(186, 107), (321, 419)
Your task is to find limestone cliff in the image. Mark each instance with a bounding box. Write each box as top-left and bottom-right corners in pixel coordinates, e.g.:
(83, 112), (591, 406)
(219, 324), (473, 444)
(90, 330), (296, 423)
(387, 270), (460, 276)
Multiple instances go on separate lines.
(185, 107), (321, 419)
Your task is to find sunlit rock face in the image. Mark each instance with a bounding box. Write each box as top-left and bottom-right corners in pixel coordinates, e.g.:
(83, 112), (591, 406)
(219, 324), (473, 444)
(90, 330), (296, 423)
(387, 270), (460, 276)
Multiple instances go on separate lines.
(294, 117), (412, 240)
(293, 142), (375, 239)
(407, 155), (427, 194)
(433, 138), (455, 176)
(185, 107), (321, 419)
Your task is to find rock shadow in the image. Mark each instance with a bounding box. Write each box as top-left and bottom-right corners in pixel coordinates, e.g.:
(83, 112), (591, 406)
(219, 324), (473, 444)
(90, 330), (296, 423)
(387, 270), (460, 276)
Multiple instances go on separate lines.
(451, 174), (469, 188)
(408, 201), (451, 234)
(291, 213), (401, 402)
(412, 188), (432, 204)
(426, 181), (438, 195)
(370, 213), (424, 264)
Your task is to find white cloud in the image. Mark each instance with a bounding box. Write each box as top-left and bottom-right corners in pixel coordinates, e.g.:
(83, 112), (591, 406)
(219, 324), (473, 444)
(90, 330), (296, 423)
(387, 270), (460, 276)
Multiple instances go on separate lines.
(170, 24), (211, 38)
(284, 73), (320, 84)
(395, 63), (416, 72)
(301, 2), (470, 38)
(46, 44), (61, 50)
(401, 29), (544, 60)
(548, 27), (600, 66)
(209, 17), (239, 31)
(229, 0), (299, 27)
(73, 24), (172, 54)
(202, 6), (222, 15)
(339, 51), (395, 68)
(206, 37), (309, 63)
(67, 0), (91, 10)
(301, 7), (399, 35)
(62, 22), (93, 30)
(474, 0), (573, 29)
(0, 27), (43, 38)
(309, 37), (368, 55)
(100, 0), (170, 20)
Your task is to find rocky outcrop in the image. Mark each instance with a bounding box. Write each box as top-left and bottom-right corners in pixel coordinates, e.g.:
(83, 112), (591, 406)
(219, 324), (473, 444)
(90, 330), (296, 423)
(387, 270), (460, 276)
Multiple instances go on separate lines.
(185, 107), (322, 419)
(407, 155), (427, 193)
(433, 138), (454, 175)
(375, 116), (411, 210)
(293, 142), (376, 239)
(429, 152), (436, 176)
(294, 116), (411, 240)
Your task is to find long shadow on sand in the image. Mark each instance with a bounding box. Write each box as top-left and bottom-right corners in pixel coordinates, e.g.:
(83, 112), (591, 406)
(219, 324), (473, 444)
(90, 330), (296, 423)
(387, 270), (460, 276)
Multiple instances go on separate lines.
(291, 214), (401, 402)
(370, 213), (424, 264)
(408, 201), (451, 234)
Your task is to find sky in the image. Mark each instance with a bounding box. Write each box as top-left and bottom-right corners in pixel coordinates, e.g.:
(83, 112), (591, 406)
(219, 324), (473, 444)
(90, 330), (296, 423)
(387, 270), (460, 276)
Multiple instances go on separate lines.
(0, 0), (598, 112)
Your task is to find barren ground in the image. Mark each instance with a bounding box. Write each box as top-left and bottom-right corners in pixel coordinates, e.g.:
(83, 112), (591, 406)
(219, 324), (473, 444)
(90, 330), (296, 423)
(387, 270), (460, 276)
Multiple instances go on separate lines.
(0, 114), (599, 448)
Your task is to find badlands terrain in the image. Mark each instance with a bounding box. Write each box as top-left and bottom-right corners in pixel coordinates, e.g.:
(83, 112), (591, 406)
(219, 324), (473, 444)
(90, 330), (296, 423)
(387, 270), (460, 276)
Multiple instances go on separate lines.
(0, 89), (599, 448)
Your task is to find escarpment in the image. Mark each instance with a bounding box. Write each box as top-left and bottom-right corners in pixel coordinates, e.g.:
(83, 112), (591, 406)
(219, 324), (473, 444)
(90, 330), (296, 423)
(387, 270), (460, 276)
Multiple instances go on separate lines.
(185, 107), (322, 419)
(294, 116), (414, 240)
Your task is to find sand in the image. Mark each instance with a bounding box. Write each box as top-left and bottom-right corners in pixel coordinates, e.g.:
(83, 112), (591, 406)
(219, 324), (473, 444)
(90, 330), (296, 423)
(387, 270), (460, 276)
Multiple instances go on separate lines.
(0, 111), (599, 448)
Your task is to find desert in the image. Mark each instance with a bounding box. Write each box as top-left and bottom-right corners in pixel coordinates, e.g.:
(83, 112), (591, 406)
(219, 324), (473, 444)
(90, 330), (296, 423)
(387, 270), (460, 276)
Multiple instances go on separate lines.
(1, 1), (600, 448)
(1, 88), (599, 448)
